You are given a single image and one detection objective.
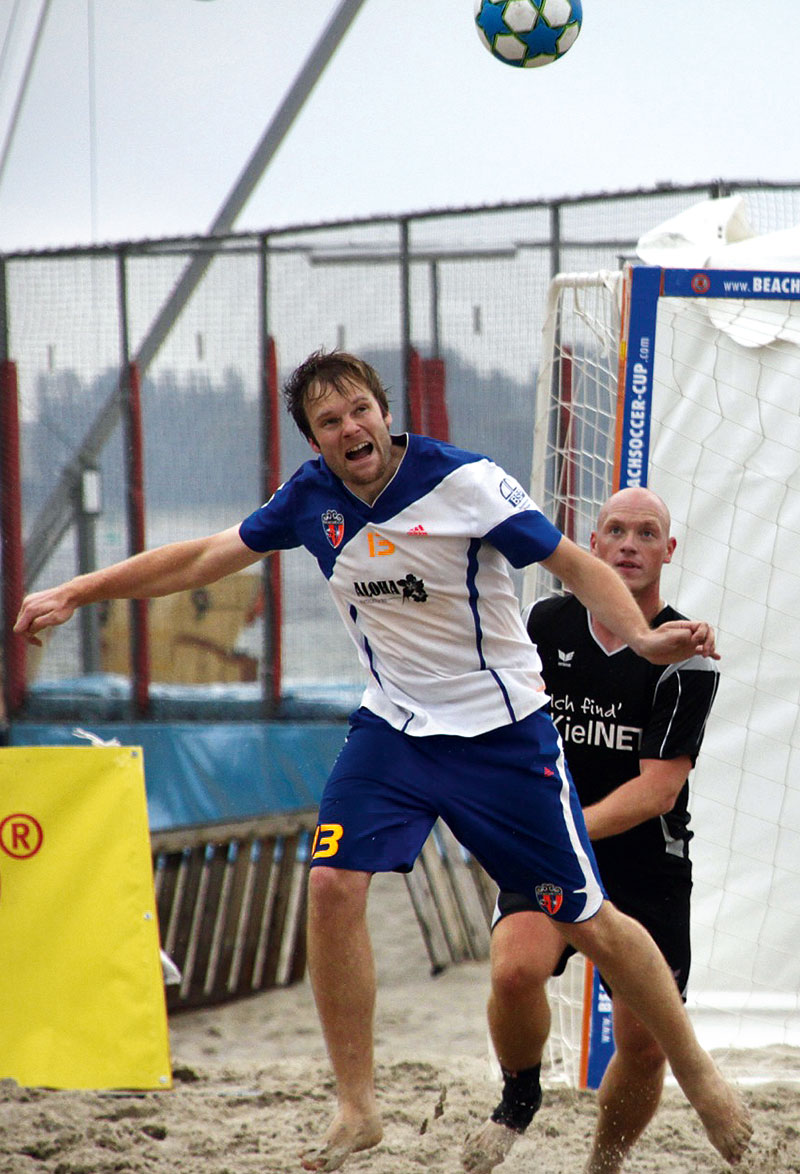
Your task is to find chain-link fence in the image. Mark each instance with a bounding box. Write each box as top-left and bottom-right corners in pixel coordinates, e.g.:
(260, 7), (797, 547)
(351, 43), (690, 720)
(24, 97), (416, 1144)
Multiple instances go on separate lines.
(3, 179), (800, 720)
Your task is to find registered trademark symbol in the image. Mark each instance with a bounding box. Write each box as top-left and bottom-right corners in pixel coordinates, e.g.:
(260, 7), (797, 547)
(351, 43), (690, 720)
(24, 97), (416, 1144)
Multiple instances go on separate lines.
(0, 813), (44, 859)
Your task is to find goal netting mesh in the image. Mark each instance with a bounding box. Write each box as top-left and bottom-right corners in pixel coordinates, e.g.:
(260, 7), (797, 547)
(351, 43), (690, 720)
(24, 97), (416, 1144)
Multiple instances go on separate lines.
(527, 267), (800, 1086)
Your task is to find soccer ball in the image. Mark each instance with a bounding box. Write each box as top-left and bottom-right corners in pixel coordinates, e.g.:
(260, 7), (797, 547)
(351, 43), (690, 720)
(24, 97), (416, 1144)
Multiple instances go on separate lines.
(474, 0), (582, 69)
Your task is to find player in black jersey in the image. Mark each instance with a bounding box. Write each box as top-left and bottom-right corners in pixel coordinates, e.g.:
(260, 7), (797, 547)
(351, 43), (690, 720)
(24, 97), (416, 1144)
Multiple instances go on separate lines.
(463, 488), (721, 1174)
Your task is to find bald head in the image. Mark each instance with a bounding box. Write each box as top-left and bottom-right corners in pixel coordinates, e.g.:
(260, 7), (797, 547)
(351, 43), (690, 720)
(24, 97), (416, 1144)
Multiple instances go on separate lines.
(596, 488), (671, 536)
(591, 488), (675, 613)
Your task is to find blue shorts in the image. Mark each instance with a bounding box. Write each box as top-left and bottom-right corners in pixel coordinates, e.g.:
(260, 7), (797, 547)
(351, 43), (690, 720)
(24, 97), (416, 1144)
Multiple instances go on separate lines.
(310, 707), (605, 924)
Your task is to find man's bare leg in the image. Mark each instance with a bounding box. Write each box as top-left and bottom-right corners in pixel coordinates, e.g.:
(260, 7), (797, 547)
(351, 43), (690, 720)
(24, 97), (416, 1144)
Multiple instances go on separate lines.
(300, 866), (383, 1172)
(585, 1001), (666, 1174)
(566, 903), (752, 1167)
(462, 913), (563, 1174)
(487, 913), (562, 1069)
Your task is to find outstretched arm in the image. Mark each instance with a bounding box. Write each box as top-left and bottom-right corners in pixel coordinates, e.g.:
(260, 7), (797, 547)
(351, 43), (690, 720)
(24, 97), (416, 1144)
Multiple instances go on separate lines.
(14, 525), (265, 646)
(541, 536), (718, 664)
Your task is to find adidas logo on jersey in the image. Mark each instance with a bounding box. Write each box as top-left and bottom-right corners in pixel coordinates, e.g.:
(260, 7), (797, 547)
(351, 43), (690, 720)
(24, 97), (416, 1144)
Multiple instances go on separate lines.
(558, 649), (574, 668)
(407, 524), (428, 535)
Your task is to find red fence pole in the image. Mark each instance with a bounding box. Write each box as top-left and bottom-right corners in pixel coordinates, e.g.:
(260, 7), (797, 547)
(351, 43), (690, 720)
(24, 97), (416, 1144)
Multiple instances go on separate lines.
(125, 360), (150, 717)
(407, 348), (425, 434)
(422, 357), (449, 442)
(0, 359), (26, 714)
(264, 336), (282, 710)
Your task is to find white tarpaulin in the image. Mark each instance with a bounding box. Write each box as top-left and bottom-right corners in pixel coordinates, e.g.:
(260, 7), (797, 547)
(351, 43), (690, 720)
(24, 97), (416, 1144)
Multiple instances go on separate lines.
(638, 195), (800, 347)
(629, 197), (800, 1048)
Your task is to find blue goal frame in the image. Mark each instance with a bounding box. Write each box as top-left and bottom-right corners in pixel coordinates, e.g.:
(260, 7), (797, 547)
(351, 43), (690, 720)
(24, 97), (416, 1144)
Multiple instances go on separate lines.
(616, 264), (800, 492)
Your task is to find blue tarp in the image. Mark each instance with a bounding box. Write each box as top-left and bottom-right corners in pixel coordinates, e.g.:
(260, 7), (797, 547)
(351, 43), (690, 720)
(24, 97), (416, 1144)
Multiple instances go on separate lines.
(8, 721), (346, 831)
(21, 674), (362, 723)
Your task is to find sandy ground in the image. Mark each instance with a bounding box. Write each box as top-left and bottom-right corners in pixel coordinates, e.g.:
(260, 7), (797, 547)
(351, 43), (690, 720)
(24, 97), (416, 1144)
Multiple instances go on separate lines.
(1, 872), (798, 1174)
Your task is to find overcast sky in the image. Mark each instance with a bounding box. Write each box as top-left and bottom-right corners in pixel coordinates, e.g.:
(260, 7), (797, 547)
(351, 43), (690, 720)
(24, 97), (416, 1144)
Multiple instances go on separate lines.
(1, 0), (798, 253)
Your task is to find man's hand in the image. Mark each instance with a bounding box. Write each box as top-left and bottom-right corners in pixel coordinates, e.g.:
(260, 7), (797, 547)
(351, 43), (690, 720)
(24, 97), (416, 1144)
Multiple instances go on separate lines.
(543, 538), (719, 665)
(14, 586), (76, 647)
(632, 619), (719, 665)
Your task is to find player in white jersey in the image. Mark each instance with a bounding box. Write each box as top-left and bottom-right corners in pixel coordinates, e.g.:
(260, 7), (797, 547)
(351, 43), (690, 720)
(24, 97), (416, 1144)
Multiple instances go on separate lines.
(15, 351), (751, 1172)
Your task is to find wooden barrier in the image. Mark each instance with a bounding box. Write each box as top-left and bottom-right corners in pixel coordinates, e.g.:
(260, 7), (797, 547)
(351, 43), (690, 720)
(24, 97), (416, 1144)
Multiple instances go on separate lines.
(403, 820), (497, 973)
(151, 810), (317, 1012)
(151, 813), (497, 1011)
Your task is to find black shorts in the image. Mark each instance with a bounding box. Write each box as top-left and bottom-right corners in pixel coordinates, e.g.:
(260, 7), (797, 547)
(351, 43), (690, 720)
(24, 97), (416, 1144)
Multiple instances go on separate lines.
(495, 859), (692, 998)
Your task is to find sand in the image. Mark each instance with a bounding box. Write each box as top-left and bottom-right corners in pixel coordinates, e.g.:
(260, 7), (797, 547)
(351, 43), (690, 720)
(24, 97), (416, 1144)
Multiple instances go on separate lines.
(1, 872), (798, 1174)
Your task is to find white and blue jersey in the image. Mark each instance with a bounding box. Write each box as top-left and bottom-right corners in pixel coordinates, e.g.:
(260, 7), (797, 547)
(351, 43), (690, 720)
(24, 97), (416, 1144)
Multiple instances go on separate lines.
(239, 433), (562, 737)
(239, 433), (604, 921)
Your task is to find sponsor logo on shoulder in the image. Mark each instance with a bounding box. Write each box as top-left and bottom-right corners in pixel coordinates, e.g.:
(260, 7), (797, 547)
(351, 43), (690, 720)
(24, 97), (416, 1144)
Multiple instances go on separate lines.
(499, 477), (532, 510)
(322, 509), (345, 548)
(535, 883), (564, 917)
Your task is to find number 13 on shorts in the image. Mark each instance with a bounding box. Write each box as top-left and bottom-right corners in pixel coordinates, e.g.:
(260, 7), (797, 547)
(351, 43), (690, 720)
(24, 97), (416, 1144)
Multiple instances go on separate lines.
(311, 822), (344, 860)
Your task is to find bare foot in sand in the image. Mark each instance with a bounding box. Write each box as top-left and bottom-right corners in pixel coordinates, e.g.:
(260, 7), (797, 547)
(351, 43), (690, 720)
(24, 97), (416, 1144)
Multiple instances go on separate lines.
(461, 1119), (521, 1173)
(299, 1111), (383, 1171)
(680, 1063), (753, 1166)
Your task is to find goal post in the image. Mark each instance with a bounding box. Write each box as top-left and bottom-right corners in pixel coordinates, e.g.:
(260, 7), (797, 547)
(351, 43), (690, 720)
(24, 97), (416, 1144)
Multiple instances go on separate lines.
(526, 269), (626, 611)
(533, 262), (800, 1088)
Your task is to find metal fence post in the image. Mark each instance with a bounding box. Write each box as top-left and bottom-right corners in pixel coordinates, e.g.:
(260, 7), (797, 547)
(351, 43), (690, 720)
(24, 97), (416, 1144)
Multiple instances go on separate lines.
(549, 200), (562, 278)
(0, 254), (26, 715)
(259, 235), (282, 715)
(117, 250), (150, 717)
(400, 218), (412, 428)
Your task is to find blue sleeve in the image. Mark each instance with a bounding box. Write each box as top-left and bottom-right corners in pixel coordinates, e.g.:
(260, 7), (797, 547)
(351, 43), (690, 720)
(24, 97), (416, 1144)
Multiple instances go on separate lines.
(486, 510), (563, 568)
(239, 481), (302, 553)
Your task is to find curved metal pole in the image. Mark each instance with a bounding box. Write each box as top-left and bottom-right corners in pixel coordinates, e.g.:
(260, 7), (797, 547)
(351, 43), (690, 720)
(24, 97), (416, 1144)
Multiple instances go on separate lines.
(0, 0), (52, 195)
(23, 0), (371, 585)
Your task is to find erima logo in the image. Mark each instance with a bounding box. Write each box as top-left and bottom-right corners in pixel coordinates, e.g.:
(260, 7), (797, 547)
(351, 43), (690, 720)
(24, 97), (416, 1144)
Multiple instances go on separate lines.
(558, 649), (574, 668)
(353, 573), (428, 602)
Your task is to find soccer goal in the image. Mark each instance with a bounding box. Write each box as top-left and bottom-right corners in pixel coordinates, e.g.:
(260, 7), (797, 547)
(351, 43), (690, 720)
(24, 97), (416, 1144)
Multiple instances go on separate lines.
(529, 263), (800, 1088)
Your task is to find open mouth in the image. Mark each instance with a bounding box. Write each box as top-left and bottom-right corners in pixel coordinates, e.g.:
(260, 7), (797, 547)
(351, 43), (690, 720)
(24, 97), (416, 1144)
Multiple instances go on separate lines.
(346, 441), (373, 462)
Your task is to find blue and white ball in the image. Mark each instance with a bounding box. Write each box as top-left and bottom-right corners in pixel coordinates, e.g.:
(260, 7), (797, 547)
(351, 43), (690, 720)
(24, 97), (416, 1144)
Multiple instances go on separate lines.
(474, 0), (582, 69)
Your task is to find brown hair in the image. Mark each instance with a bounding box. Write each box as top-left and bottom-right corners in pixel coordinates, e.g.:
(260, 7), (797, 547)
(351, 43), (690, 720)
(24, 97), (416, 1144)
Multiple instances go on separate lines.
(283, 349), (391, 441)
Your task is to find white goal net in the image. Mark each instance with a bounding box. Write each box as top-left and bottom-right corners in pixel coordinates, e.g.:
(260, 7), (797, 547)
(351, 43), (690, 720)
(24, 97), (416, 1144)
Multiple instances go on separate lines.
(530, 264), (800, 1085)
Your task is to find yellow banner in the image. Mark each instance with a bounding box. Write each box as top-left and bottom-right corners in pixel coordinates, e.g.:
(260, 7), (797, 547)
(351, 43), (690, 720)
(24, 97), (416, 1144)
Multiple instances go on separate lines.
(0, 746), (171, 1089)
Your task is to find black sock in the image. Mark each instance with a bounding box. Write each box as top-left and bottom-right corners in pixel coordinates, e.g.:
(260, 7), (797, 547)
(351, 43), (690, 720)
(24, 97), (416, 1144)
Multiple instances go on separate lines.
(490, 1064), (543, 1134)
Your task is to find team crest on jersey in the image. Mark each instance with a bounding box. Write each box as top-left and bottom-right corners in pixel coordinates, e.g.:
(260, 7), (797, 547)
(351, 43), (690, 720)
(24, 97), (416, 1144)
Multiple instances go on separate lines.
(535, 883), (564, 917)
(322, 509), (345, 548)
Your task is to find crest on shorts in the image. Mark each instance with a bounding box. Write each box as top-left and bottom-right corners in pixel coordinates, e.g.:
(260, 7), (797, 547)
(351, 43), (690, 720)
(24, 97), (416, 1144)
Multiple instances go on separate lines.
(322, 509), (345, 548)
(535, 883), (564, 917)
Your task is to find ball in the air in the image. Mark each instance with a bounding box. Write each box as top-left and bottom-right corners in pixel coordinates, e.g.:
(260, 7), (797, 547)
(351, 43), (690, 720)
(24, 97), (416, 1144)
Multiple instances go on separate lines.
(474, 0), (582, 68)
